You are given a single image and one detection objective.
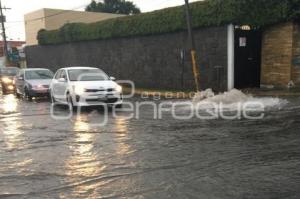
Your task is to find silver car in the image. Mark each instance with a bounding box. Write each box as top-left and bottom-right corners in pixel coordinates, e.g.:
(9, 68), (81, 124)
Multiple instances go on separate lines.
(15, 68), (54, 100)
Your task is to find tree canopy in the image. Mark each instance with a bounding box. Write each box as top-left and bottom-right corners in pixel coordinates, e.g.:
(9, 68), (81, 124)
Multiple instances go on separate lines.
(85, 0), (141, 15)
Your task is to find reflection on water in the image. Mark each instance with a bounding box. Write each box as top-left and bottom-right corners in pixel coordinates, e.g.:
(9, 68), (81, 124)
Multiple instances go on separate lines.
(0, 93), (30, 177)
(1, 118), (24, 150)
(113, 117), (132, 156)
(114, 117), (128, 133)
(2, 120), (23, 150)
(0, 94), (18, 113)
(67, 115), (97, 172)
(60, 115), (132, 198)
(74, 116), (90, 132)
(0, 95), (22, 150)
(61, 115), (104, 199)
(73, 116), (93, 155)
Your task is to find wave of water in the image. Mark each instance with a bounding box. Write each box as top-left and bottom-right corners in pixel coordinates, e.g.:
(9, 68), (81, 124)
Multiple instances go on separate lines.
(192, 89), (288, 111)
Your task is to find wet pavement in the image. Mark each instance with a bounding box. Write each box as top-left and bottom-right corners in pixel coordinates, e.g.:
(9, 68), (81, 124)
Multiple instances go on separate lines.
(0, 93), (300, 199)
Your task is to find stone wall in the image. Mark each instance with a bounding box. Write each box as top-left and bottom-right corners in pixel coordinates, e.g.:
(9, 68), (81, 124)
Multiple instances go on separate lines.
(261, 22), (294, 87)
(292, 22), (300, 85)
(25, 26), (228, 91)
(261, 21), (300, 88)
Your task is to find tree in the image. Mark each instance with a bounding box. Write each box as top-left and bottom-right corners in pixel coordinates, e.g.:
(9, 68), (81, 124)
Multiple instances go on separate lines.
(86, 0), (141, 15)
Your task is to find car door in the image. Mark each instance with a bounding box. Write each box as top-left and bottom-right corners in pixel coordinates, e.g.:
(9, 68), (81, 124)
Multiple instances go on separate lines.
(53, 70), (68, 101)
(58, 70), (68, 101)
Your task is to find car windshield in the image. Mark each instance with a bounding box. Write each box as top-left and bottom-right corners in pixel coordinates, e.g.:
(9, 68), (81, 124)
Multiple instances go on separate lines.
(68, 69), (109, 81)
(25, 70), (54, 80)
(0, 68), (19, 76)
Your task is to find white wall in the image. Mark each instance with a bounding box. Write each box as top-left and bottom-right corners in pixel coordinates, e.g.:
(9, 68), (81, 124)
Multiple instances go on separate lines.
(227, 24), (235, 90)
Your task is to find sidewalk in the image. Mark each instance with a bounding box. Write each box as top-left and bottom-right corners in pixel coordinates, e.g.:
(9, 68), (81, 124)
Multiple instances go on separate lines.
(123, 87), (192, 99)
(123, 87), (300, 99)
(242, 88), (300, 97)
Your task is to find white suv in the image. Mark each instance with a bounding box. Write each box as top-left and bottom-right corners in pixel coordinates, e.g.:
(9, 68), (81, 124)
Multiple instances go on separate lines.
(50, 67), (123, 107)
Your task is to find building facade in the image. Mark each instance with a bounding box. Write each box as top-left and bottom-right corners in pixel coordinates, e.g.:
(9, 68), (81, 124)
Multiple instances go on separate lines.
(0, 41), (25, 57)
(24, 8), (124, 46)
(0, 41), (26, 67)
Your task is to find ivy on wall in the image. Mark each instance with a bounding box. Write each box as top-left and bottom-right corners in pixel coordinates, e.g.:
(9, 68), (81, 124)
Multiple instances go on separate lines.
(37, 0), (300, 45)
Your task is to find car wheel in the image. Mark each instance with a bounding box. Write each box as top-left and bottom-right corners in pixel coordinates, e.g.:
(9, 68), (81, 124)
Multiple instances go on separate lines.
(67, 93), (75, 109)
(24, 88), (32, 101)
(115, 104), (123, 109)
(15, 91), (21, 99)
(50, 90), (56, 103)
(2, 88), (7, 95)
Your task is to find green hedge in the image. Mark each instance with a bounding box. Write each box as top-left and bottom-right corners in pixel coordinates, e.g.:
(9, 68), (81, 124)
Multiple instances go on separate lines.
(38, 0), (300, 45)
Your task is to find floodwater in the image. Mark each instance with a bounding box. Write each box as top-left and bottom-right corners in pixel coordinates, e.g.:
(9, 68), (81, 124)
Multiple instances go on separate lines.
(0, 93), (299, 199)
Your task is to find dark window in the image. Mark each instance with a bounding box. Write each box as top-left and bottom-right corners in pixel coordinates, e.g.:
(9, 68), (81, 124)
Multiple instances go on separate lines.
(25, 70), (54, 80)
(68, 69), (109, 81)
(55, 70), (62, 79)
(60, 70), (67, 80)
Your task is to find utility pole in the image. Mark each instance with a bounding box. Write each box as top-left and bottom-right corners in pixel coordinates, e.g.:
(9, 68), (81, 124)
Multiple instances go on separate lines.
(0, 0), (10, 60)
(184, 0), (200, 92)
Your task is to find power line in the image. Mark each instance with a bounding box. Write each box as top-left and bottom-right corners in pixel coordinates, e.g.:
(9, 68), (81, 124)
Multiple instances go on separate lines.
(4, 20), (22, 24)
(5, 0), (182, 24)
(26, 4), (88, 23)
(6, 3), (89, 24)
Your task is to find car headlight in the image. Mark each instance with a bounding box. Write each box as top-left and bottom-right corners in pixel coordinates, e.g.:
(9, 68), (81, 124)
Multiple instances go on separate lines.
(7, 85), (14, 90)
(115, 85), (122, 93)
(2, 77), (12, 84)
(73, 85), (85, 95)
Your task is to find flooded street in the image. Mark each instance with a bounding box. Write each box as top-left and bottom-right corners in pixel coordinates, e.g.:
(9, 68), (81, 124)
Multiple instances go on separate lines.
(0, 94), (300, 199)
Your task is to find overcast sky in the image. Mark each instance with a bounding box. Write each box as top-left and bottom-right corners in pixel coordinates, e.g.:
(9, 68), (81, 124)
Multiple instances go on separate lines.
(1, 0), (200, 41)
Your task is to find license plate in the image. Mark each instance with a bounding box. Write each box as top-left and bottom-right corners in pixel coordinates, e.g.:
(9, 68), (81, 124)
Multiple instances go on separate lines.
(37, 89), (48, 93)
(98, 95), (107, 100)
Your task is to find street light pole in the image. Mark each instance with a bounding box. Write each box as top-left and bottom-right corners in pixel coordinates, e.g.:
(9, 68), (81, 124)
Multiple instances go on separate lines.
(0, 0), (9, 59)
(184, 0), (200, 92)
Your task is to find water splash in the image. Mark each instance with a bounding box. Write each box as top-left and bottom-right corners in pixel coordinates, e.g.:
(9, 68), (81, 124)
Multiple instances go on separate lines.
(192, 89), (288, 111)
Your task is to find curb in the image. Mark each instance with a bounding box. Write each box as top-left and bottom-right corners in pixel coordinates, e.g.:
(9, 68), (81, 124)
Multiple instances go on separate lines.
(123, 87), (300, 99)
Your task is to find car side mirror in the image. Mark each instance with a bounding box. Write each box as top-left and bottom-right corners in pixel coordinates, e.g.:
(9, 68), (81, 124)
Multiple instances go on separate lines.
(110, 76), (116, 81)
(58, 78), (66, 82)
(18, 76), (24, 80)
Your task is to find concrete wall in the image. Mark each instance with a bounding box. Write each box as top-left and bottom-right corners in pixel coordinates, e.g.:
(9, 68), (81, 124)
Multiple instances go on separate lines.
(25, 26), (228, 91)
(24, 9), (123, 46)
(24, 9), (46, 47)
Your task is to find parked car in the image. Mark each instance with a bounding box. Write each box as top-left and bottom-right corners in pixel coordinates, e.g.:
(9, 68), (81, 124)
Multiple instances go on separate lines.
(15, 68), (54, 100)
(50, 67), (123, 108)
(0, 67), (19, 95)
